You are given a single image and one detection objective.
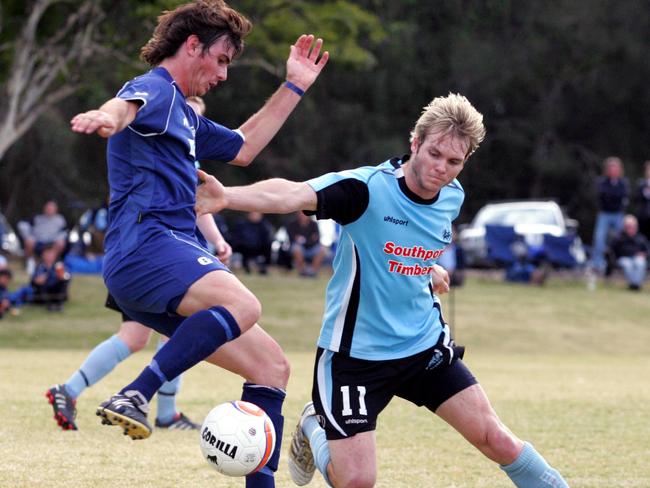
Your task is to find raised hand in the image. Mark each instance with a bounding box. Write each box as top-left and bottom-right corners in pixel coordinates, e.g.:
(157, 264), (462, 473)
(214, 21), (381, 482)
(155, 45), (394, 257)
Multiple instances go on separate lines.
(285, 34), (329, 92)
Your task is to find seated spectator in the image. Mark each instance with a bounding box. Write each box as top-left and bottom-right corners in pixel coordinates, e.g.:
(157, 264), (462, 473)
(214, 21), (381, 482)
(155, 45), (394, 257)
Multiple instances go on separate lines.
(230, 211), (273, 274)
(610, 214), (649, 291)
(286, 212), (327, 277)
(0, 268), (13, 319)
(10, 245), (71, 311)
(19, 200), (68, 274)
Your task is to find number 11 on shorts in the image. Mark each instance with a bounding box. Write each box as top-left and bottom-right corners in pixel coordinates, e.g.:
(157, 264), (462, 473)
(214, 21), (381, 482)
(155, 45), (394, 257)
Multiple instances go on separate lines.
(340, 385), (368, 416)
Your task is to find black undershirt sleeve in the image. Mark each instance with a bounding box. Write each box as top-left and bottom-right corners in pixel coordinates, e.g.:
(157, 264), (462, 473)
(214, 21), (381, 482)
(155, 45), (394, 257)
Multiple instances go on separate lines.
(305, 178), (370, 225)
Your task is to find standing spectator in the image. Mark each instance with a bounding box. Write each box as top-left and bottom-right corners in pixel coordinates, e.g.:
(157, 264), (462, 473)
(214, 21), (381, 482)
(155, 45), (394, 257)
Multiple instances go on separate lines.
(590, 157), (629, 274)
(611, 214), (649, 291)
(20, 200), (68, 275)
(634, 160), (650, 241)
(230, 211), (273, 274)
(286, 211), (327, 277)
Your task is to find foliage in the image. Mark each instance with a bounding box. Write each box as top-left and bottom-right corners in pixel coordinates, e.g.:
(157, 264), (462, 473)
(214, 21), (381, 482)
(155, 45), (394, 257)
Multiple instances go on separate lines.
(1, 0), (649, 243)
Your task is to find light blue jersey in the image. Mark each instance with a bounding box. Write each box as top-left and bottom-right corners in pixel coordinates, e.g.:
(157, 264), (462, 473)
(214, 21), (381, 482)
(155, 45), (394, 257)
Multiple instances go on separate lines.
(307, 156), (464, 360)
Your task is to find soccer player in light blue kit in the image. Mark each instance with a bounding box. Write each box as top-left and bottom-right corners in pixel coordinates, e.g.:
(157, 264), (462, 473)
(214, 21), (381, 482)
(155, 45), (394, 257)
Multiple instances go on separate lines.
(196, 93), (570, 487)
(69, 2), (328, 487)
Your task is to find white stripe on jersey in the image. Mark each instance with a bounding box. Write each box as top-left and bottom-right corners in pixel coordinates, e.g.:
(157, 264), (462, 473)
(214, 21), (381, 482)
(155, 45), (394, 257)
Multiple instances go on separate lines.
(168, 230), (215, 259)
(316, 350), (346, 437)
(329, 233), (358, 352)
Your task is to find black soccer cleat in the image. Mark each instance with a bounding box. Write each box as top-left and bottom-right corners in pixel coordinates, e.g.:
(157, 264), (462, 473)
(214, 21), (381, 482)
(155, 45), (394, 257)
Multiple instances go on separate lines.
(96, 390), (152, 440)
(155, 412), (200, 430)
(46, 384), (78, 431)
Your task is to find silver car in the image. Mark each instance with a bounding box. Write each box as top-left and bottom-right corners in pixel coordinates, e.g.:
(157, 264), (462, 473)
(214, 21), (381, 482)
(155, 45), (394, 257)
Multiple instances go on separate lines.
(458, 200), (586, 267)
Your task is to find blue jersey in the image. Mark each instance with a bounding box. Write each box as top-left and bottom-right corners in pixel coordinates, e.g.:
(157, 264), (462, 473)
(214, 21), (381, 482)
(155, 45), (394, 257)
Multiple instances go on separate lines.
(103, 67), (243, 275)
(307, 156), (464, 360)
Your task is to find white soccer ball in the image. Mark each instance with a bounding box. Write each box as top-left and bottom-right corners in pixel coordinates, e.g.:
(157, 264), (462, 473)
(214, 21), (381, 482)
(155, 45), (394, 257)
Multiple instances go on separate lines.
(199, 401), (276, 477)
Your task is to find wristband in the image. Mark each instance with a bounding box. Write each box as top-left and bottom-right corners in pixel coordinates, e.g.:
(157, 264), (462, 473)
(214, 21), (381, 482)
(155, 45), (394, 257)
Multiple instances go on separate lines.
(284, 80), (305, 97)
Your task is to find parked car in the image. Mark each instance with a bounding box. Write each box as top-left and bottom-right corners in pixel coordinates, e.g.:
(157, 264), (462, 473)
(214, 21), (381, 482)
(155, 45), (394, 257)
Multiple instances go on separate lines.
(458, 200), (586, 267)
(0, 212), (22, 257)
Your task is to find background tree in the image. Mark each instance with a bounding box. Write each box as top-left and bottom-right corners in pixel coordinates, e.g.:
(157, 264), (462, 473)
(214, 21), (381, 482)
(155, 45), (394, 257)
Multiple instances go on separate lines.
(1, 0), (649, 245)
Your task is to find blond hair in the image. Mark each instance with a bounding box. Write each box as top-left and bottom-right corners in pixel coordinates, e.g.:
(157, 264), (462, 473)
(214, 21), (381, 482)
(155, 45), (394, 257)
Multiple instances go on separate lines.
(410, 93), (486, 158)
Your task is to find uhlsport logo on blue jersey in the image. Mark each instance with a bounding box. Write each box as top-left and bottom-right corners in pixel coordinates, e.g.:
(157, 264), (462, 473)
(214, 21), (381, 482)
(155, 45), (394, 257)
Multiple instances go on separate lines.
(383, 215), (409, 226)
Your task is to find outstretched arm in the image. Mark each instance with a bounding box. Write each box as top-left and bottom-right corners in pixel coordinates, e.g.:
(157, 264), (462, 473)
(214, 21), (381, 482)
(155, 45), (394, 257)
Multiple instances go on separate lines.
(196, 170), (316, 215)
(230, 35), (329, 166)
(70, 98), (139, 138)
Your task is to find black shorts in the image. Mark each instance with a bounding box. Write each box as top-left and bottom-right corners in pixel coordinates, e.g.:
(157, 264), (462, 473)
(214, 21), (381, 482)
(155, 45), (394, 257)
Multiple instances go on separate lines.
(104, 293), (132, 322)
(311, 346), (477, 440)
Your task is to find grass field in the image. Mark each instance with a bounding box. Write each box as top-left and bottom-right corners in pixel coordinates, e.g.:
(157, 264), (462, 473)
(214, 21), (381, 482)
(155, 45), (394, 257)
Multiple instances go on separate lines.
(1, 270), (649, 487)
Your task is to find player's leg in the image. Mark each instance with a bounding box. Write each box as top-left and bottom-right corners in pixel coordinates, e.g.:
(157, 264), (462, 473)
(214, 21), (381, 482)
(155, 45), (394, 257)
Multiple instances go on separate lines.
(435, 381), (569, 487)
(46, 320), (151, 431)
(154, 336), (200, 430)
(100, 266), (260, 439)
(119, 269), (260, 401)
(289, 348), (390, 487)
(205, 324), (290, 488)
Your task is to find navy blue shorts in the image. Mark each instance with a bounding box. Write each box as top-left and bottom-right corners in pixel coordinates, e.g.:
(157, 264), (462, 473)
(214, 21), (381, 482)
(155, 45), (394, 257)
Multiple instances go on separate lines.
(104, 229), (229, 337)
(311, 346), (477, 440)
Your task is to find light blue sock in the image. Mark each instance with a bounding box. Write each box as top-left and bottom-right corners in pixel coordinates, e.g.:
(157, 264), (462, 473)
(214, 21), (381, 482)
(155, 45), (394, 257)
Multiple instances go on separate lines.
(156, 339), (182, 424)
(64, 335), (131, 399)
(302, 415), (333, 487)
(501, 442), (569, 487)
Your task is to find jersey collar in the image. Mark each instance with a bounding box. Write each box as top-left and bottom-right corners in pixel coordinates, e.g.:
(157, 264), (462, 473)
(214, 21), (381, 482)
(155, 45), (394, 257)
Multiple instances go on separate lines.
(392, 154), (440, 205)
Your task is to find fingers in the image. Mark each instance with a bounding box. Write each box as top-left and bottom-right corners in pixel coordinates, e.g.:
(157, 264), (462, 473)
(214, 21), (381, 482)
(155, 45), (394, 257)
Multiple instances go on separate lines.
(70, 111), (112, 136)
(293, 34), (313, 57)
(293, 34), (327, 65)
(317, 50), (330, 69)
(197, 169), (208, 184)
(308, 38), (323, 62)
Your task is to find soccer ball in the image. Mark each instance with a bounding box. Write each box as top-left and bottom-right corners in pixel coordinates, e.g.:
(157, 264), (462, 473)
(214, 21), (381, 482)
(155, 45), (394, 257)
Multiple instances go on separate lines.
(199, 401), (276, 477)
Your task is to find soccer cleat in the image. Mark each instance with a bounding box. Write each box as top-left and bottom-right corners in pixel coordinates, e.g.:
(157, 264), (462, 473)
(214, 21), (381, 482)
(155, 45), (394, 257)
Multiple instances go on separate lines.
(155, 412), (200, 430)
(45, 384), (78, 431)
(288, 402), (317, 486)
(96, 390), (152, 440)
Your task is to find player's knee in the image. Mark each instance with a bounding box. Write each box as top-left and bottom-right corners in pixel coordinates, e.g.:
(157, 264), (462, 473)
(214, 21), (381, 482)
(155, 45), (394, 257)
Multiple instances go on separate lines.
(235, 294), (262, 332)
(335, 468), (376, 488)
(484, 421), (522, 464)
(247, 352), (291, 389)
(125, 335), (148, 352)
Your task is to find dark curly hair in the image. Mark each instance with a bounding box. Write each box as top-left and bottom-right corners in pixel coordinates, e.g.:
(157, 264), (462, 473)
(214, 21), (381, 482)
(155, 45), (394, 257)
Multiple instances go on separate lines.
(141, 0), (252, 66)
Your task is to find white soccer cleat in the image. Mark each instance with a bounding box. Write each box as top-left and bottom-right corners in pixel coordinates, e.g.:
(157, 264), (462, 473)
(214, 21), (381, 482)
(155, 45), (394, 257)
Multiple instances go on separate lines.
(288, 402), (317, 486)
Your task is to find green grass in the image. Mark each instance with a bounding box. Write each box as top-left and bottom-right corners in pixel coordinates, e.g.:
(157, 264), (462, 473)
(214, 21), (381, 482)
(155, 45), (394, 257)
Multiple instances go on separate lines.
(1, 270), (649, 487)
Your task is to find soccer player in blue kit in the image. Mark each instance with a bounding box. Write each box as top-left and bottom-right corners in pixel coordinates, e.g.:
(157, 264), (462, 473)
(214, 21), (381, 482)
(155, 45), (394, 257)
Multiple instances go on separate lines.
(70, 1), (328, 487)
(195, 93), (570, 487)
